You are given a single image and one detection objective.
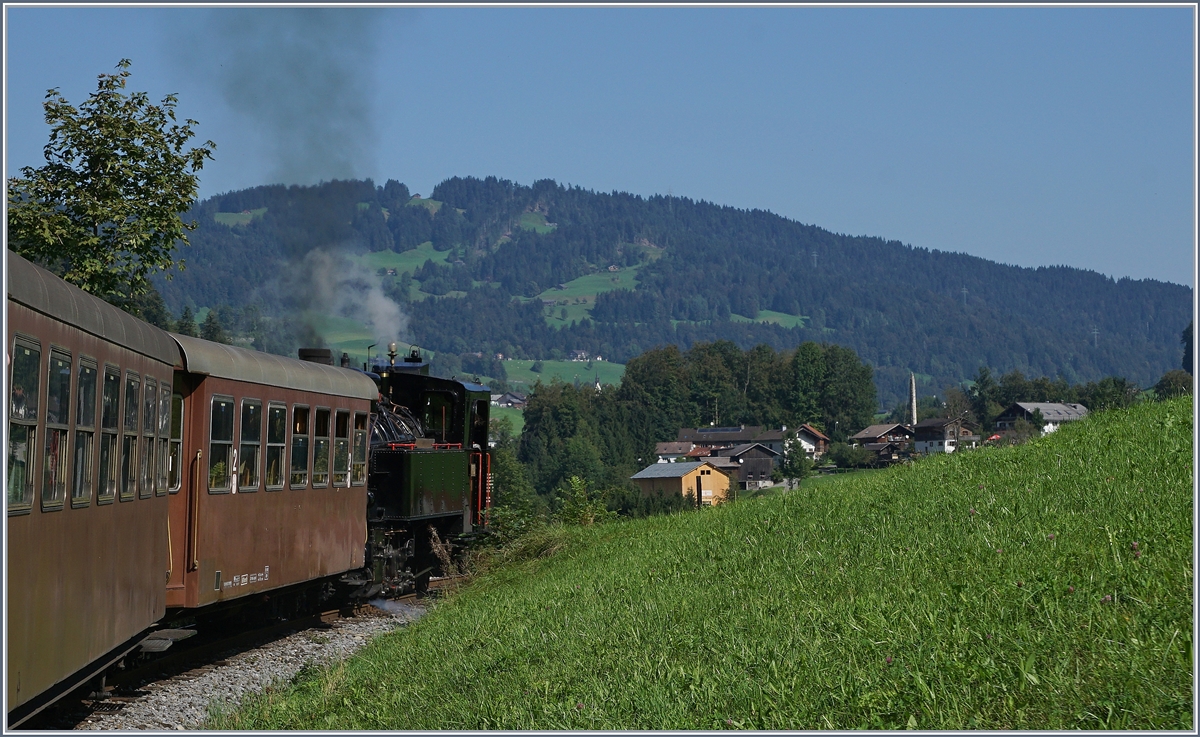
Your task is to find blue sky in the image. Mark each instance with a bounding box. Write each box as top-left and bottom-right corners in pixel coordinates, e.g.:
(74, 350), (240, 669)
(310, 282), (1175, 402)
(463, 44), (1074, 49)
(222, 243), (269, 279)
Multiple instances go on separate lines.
(4, 5), (1195, 286)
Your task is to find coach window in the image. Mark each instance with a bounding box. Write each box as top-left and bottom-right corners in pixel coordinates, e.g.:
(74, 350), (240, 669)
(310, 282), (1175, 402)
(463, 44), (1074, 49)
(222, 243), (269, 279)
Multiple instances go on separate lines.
(97, 366), (120, 502)
(239, 399), (262, 491)
(333, 410), (351, 486)
(157, 381), (170, 495)
(312, 408), (330, 488)
(168, 390), (184, 492)
(120, 373), (140, 501)
(351, 412), (368, 485)
(265, 403), (286, 490)
(72, 358), (98, 507)
(41, 349), (71, 510)
(8, 336), (41, 511)
(209, 396), (234, 493)
(290, 405), (310, 488)
(139, 378), (156, 499)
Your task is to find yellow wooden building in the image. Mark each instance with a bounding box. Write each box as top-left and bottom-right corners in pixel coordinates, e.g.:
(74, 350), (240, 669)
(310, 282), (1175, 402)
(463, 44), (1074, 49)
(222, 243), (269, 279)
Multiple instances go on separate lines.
(630, 461), (732, 506)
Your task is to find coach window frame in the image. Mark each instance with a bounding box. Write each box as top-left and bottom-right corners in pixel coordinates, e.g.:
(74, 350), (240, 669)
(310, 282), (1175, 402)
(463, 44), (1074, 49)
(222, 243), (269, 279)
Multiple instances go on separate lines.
(157, 378), (170, 495)
(208, 394), (235, 494)
(7, 334), (42, 514)
(265, 402), (287, 491)
(238, 398), (262, 492)
(138, 377), (156, 499)
(168, 386), (184, 493)
(289, 404), (310, 489)
(97, 364), (121, 504)
(41, 346), (72, 511)
(333, 409), (350, 487)
(312, 406), (330, 488)
(71, 356), (98, 508)
(351, 411), (368, 486)
(119, 371), (140, 502)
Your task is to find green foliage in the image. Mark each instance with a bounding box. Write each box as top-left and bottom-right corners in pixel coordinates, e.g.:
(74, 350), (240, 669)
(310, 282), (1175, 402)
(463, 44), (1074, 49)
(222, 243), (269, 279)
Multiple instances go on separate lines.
(7, 59), (214, 308)
(518, 341), (875, 503)
(200, 310), (227, 344)
(555, 476), (617, 527)
(210, 398), (1193, 730)
(1153, 369), (1193, 400)
(827, 442), (875, 469)
(1183, 320), (1192, 375)
(153, 175), (1189, 408)
(176, 305), (198, 337)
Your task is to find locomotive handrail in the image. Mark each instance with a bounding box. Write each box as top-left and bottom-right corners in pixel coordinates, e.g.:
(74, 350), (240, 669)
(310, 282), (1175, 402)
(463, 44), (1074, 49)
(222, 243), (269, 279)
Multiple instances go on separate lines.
(433, 442), (462, 450)
(188, 449), (201, 572)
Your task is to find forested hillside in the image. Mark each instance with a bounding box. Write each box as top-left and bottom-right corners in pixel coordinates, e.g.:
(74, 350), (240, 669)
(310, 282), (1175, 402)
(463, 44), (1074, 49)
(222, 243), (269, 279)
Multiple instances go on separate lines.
(156, 176), (1192, 407)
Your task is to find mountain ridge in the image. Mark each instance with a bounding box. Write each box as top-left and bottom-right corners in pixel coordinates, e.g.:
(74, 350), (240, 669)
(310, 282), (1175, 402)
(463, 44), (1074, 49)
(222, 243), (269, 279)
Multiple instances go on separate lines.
(155, 175), (1192, 407)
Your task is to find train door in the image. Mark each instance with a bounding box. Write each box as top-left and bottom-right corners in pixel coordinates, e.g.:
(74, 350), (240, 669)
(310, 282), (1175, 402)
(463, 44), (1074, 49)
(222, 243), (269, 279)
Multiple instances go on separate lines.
(165, 370), (192, 607)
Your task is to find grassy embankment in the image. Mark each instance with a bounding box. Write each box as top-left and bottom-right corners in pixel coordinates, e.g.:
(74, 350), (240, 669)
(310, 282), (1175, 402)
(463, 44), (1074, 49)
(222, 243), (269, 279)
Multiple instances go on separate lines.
(210, 397), (1193, 731)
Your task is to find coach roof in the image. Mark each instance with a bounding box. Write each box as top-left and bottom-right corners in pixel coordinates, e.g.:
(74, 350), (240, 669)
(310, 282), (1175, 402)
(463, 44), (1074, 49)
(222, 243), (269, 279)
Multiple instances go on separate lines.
(6, 250), (179, 365)
(171, 333), (378, 400)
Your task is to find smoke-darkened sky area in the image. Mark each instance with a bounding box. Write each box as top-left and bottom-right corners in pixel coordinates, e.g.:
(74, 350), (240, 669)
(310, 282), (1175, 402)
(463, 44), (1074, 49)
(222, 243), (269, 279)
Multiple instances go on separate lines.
(3, 5), (1196, 286)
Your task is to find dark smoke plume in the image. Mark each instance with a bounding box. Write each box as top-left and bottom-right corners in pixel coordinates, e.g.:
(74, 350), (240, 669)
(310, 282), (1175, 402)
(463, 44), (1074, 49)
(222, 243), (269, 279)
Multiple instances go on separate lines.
(206, 8), (385, 185)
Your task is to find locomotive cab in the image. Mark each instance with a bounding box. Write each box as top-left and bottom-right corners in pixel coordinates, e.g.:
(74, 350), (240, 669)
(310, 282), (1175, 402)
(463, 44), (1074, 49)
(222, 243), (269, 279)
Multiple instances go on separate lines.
(358, 349), (492, 596)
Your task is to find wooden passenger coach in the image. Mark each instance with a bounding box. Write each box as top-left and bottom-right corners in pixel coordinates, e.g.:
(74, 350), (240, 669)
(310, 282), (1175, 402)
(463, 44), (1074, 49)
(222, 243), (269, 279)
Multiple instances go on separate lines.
(7, 252), (176, 722)
(166, 335), (377, 610)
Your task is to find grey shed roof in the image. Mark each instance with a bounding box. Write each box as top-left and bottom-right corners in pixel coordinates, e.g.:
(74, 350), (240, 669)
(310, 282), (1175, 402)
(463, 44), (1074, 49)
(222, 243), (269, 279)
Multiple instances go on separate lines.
(717, 443), (779, 458)
(1011, 402), (1089, 422)
(631, 461), (716, 479)
(171, 334), (379, 400)
(6, 250), (179, 366)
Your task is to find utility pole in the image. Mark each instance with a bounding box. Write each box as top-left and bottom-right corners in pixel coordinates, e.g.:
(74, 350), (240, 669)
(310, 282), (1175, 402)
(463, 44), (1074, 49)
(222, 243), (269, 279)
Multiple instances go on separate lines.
(961, 287), (968, 307)
(1092, 327), (1099, 348)
(811, 250), (818, 269)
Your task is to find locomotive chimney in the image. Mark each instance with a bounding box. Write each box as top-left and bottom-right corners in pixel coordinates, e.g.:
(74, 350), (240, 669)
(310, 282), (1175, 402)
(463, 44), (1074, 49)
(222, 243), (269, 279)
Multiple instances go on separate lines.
(298, 348), (334, 365)
(340, 352), (351, 368)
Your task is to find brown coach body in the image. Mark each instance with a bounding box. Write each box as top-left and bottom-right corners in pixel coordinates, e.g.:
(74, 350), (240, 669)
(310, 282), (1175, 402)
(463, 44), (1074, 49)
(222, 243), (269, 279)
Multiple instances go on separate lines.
(165, 335), (376, 610)
(6, 253), (176, 720)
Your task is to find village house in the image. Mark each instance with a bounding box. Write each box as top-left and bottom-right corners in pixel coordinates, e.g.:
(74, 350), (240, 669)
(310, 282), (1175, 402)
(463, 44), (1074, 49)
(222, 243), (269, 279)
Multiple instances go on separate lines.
(630, 461), (732, 507)
(490, 391), (527, 409)
(914, 417), (980, 454)
(654, 441), (695, 462)
(850, 423), (914, 464)
(677, 425), (764, 451)
(714, 443), (779, 490)
(993, 402), (1088, 435)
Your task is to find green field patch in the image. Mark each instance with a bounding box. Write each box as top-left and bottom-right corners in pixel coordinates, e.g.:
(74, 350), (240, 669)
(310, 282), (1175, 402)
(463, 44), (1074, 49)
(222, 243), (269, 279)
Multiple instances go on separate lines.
(489, 405), (525, 436)
(212, 398), (1193, 730)
(535, 266), (645, 327)
(730, 309), (808, 328)
(502, 359), (625, 390)
(406, 197), (443, 214)
(354, 243), (452, 275)
(518, 211), (557, 234)
(213, 207), (267, 227)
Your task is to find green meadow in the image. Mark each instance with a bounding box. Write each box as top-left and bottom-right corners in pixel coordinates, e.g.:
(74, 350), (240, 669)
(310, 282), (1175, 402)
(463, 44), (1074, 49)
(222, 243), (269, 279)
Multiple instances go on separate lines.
(213, 207), (267, 227)
(519, 211), (557, 234)
(536, 266), (645, 328)
(209, 397), (1194, 730)
(502, 359), (626, 390)
(352, 242), (451, 275)
(490, 405), (525, 436)
(730, 309), (809, 329)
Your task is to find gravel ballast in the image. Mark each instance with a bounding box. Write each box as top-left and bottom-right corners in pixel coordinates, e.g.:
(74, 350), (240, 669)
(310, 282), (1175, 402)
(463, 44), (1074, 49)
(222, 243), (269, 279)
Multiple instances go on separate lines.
(75, 600), (427, 731)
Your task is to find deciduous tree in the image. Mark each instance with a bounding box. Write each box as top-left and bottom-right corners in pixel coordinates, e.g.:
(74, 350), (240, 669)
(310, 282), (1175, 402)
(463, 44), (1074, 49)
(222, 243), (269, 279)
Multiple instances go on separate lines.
(7, 60), (214, 310)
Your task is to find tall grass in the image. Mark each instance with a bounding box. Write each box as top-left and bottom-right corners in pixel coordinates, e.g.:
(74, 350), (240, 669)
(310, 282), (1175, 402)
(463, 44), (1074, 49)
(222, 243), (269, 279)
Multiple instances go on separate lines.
(209, 398), (1193, 729)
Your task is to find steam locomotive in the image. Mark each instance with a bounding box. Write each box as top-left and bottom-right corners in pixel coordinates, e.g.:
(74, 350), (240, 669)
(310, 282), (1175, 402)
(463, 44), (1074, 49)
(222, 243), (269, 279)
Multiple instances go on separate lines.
(5, 251), (492, 726)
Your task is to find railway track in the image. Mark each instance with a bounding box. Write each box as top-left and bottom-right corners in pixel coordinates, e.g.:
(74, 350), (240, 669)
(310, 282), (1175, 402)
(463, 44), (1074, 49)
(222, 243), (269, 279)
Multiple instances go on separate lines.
(19, 595), (430, 730)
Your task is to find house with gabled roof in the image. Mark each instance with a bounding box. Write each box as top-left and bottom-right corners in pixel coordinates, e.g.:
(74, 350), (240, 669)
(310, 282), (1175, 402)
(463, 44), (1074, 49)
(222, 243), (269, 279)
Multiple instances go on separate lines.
(994, 402), (1088, 435)
(630, 461), (731, 507)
